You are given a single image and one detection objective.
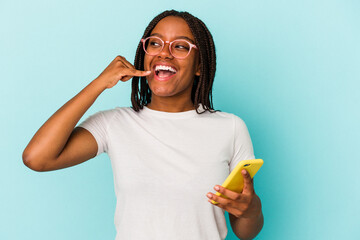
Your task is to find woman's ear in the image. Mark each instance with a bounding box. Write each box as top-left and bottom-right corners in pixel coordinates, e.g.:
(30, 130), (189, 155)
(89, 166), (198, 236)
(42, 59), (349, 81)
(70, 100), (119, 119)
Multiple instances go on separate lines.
(195, 62), (201, 76)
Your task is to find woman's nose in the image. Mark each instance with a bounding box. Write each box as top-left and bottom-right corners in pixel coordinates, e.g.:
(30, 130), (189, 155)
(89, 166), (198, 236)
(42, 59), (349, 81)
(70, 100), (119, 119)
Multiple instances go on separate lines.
(158, 43), (173, 59)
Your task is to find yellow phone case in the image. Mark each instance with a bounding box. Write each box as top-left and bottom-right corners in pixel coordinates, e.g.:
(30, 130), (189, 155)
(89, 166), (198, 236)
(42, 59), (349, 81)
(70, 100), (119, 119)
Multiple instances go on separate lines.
(211, 159), (263, 204)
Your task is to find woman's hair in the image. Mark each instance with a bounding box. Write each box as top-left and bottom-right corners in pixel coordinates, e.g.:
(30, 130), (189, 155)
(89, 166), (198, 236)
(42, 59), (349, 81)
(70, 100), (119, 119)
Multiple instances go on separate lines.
(131, 10), (219, 114)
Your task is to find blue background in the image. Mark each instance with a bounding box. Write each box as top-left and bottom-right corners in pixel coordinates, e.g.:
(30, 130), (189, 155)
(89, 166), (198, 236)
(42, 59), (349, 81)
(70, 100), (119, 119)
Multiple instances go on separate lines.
(1, 0), (359, 239)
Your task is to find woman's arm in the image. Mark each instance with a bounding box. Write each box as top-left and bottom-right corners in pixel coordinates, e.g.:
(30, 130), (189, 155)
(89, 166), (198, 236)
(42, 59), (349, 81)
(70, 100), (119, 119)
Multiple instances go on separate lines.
(228, 194), (264, 240)
(22, 79), (105, 171)
(22, 56), (151, 172)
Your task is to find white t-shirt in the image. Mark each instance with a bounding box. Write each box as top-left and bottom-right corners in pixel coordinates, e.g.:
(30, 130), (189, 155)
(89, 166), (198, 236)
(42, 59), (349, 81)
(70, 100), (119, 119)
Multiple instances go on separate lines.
(78, 105), (255, 240)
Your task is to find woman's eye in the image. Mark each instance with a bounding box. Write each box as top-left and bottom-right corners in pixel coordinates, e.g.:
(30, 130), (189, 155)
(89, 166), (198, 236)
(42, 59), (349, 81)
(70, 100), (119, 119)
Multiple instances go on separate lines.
(174, 44), (189, 50)
(149, 41), (161, 47)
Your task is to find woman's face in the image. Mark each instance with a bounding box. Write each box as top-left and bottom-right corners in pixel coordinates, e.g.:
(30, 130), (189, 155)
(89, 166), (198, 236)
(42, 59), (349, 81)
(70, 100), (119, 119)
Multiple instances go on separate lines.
(144, 16), (200, 100)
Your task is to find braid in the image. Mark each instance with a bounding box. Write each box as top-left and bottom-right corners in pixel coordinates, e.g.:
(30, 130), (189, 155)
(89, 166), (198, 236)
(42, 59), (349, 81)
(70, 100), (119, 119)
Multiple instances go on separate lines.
(131, 10), (220, 114)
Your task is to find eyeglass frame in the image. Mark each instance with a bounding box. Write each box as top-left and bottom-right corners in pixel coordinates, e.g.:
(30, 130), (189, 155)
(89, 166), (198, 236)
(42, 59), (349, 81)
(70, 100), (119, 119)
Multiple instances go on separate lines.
(141, 36), (198, 59)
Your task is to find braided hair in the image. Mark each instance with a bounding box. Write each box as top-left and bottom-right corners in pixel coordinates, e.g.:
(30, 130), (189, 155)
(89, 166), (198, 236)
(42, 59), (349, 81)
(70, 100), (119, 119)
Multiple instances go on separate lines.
(131, 10), (220, 114)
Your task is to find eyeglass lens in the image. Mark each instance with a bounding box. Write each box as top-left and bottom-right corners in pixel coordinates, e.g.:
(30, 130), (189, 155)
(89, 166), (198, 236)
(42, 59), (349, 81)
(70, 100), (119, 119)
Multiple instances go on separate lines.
(144, 37), (191, 59)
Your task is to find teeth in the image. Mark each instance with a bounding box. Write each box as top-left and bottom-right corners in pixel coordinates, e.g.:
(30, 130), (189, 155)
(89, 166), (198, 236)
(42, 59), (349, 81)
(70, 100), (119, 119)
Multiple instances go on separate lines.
(155, 65), (177, 73)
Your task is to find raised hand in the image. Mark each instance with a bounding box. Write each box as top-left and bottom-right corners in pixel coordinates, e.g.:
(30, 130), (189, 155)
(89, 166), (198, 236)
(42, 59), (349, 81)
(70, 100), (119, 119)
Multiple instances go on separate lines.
(95, 55), (151, 89)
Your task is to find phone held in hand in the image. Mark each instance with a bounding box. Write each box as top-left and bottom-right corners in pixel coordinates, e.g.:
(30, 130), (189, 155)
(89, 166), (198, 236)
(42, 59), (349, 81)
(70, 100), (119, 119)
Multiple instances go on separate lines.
(211, 159), (264, 204)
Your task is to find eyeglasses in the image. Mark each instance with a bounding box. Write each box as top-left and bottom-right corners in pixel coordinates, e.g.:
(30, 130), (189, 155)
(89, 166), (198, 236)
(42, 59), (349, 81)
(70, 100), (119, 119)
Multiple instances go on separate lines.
(141, 36), (198, 59)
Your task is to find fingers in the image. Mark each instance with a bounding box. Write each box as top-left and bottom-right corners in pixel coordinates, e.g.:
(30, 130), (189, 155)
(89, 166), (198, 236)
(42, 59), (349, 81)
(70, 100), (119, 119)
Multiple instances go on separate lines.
(99, 55), (151, 88)
(208, 192), (261, 219)
(206, 171), (259, 219)
(120, 70), (148, 82)
(206, 188), (254, 218)
(241, 169), (255, 194)
(206, 171), (255, 209)
(207, 191), (244, 213)
(213, 185), (241, 201)
(207, 186), (241, 207)
(209, 170), (254, 203)
(121, 69), (151, 82)
(116, 56), (151, 78)
(117, 56), (134, 69)
(129, 69), (152, 77)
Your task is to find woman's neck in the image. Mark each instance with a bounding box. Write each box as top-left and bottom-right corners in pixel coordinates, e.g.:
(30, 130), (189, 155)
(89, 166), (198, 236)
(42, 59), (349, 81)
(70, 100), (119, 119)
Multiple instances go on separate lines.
(146, 99), (196, 113)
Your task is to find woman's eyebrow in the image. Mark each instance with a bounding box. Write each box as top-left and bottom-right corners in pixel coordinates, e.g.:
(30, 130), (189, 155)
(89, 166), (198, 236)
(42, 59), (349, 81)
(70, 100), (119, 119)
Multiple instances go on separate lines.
(150, 33), (195, 44)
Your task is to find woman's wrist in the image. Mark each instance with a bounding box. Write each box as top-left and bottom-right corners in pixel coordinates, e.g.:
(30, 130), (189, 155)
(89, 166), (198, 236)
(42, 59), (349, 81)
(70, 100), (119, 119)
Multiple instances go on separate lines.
(90, 77), (109, 93)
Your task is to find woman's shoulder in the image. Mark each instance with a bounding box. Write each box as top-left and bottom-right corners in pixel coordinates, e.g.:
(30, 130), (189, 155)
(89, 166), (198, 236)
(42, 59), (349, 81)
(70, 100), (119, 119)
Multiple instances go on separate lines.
(83, 106), (134, 122)
(205, 108), (244, 121)
(206, 109), (249, 129)
(93, 106), (134, 115)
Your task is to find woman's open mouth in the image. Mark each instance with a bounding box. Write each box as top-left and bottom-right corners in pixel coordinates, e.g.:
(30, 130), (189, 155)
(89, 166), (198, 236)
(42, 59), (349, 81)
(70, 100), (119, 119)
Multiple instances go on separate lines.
(154, 64), (177, 82)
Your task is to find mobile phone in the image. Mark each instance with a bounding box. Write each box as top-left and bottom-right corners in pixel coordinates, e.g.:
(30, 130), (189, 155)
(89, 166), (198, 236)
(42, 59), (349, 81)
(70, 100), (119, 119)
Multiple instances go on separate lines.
(211, 159), (263, 204)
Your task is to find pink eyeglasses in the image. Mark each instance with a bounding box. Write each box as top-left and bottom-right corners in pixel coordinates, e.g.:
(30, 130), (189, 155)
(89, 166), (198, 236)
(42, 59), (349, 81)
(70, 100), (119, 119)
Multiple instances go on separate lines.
(141, 36), (198, 59)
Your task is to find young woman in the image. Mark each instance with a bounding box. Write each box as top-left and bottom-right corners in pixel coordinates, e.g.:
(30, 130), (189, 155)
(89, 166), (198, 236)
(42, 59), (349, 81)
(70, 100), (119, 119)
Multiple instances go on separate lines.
(23, 10), (263, 240)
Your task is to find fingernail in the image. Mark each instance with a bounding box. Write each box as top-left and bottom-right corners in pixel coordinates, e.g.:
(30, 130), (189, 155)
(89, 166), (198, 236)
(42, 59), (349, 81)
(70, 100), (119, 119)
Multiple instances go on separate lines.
(214, 186), (220, 191)
(207, 193), (212, 198)
(242, 169), (247, 175)
(146, 71), (151, 73)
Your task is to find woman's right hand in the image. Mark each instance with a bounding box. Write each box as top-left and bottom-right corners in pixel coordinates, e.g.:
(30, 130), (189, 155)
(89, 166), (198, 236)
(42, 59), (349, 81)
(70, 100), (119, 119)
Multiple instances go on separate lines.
(95, 55), (151, 89)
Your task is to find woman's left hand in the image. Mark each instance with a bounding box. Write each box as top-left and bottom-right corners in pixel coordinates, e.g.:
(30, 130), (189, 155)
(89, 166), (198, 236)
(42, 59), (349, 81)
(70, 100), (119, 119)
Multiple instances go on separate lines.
(206, 169), (262, 218)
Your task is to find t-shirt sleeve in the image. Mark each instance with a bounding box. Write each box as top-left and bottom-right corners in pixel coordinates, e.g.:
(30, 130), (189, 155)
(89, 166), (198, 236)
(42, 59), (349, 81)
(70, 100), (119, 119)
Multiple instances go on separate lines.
(229, 114), (255, 172)
(77, 110), (112, 156)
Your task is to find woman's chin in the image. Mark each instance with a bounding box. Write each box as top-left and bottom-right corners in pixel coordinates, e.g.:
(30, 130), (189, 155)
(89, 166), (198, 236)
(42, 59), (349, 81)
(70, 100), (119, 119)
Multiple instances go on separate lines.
(149, 86), (176, 97)
(151, 91), (175, 97)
